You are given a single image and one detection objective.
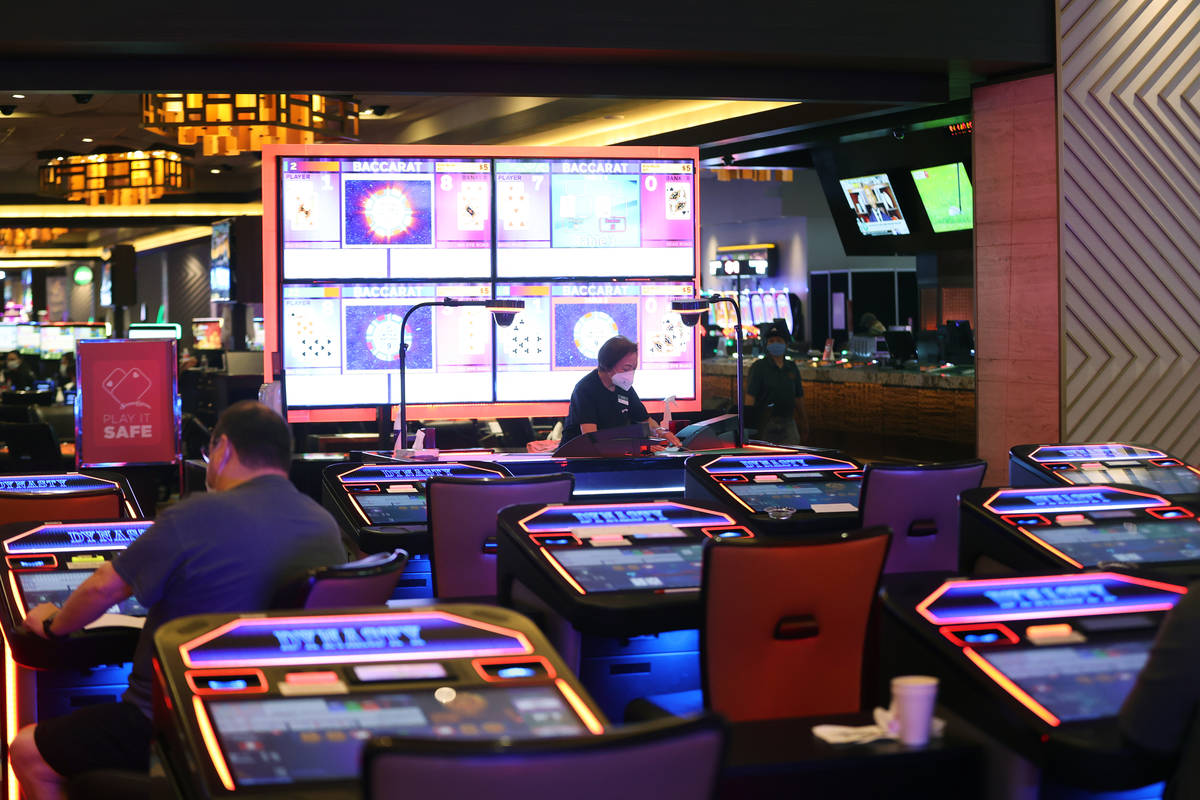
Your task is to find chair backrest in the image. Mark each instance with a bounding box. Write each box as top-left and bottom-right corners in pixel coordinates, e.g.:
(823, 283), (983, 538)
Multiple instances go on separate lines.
(702, 527), (891, 722)
(427, 474), (574, 599)
(288, 549), (409, 609)
(859, 459), (987, 573)
(363, 714), (725, 800)
(0, 421), (62, 471)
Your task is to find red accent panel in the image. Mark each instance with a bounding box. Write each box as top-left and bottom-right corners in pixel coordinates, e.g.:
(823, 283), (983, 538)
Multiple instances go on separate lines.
(0, 493), (120, 523)
(701, 526), (754, 539)
(471, 655), (556, 682)
(1147, 506), (1194, 520)
(939, 623), (1020, 648)
(185, 668), (269, 696)
(530, 533), (581, 547)
(5, 555), (57, 570)
(1001, 514), (1050, 527)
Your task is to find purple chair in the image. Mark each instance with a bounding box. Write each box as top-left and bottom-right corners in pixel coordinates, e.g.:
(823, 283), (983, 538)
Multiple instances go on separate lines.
(859, 459), (987, 573)
(273, 549), (409, 609)
(426, 474), (574, 599)
(362, 714), (725, 800)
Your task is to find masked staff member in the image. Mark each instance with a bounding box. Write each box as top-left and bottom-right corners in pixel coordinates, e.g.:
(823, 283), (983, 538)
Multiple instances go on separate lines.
(562, 335), (681, 447)
(746, 324), (808, 445)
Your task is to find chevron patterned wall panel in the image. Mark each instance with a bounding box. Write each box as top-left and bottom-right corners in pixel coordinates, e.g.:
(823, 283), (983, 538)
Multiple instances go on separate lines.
(1060, 0), (1200, 461)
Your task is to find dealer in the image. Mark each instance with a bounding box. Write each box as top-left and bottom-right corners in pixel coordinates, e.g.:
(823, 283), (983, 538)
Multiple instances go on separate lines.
(561, 335), (681, 446)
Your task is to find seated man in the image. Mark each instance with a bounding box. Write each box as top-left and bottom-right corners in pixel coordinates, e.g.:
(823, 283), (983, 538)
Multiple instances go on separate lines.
(1118, 582), (1200, 799)
(9, 400), (346, 800)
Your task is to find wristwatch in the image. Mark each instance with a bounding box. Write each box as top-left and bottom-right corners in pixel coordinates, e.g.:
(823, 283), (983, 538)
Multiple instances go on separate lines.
(43, 612), (66, 641)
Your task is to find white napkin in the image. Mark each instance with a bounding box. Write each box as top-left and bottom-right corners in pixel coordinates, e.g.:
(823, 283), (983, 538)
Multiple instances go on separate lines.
(811, 706), (945, 745)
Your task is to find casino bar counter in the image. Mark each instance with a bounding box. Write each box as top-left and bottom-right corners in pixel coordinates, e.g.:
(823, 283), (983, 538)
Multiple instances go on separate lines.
(701, 356), (975, 460)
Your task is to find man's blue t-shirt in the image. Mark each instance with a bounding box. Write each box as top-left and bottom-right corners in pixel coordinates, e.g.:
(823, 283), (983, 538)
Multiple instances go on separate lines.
(113, 474), (345, 715)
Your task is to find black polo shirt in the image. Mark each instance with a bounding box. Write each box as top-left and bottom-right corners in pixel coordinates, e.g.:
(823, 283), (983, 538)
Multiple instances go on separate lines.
(747, 356), (803, 424)
(562, 369), (649, 442)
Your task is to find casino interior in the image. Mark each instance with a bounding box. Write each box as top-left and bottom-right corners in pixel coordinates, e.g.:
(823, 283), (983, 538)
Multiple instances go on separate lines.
(0, 1), (1198, 798)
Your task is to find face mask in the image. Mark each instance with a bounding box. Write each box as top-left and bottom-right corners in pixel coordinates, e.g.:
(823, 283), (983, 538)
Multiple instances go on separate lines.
(5, 360), (18, 371)
(611, 371), (635, 391)
(767, 342), (787, 357)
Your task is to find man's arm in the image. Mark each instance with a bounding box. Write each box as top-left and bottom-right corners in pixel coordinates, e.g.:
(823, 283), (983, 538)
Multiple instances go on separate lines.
(24, 562), (133, 639)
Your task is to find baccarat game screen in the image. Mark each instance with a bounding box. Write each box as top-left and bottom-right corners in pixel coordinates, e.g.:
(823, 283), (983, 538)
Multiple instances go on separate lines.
(272, 151), (699, 411)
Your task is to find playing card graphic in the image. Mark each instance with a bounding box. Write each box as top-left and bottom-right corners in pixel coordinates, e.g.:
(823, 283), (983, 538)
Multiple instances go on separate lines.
(102, 367), (152, 410)
(457, 181), (487, 232)
(665, 179), (692, 220)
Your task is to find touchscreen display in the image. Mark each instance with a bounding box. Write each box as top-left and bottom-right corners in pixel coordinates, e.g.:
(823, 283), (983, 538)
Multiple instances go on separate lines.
(1066, 466), (1200, 497)
(17, 570), (147, 616)
(727, 480), (861, 512)
(1032, 519), (1200, 566)
(209, 685), (586, 786)
(352, 492), (427, 525)
(978, 639), (1151, 722)
(552, 544), (703, 592)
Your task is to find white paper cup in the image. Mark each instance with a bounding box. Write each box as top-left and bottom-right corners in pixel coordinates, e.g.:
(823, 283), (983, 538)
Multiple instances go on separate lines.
(890, 675), (939, 746)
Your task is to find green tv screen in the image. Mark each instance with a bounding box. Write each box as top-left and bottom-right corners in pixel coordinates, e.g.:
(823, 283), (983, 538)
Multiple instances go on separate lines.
(911, 163), (973, 233)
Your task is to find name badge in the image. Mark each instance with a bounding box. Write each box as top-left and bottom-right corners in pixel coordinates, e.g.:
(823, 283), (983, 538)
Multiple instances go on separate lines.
(617, 395), (629, 406)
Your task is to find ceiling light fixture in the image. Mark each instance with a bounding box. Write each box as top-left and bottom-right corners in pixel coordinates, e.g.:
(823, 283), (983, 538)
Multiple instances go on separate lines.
(81, 137), (94, 143)
(11, 94), (25, 100)
(38, 148), (193, 205)
(141, 93), (360, 156)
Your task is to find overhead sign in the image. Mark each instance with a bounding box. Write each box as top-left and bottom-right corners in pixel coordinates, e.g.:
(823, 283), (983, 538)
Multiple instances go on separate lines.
(77, 339), (181, 467)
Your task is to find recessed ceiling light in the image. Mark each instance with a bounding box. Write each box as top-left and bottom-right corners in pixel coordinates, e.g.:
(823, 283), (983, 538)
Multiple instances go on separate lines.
(210, 168), (221, 174)
(12, 94), (25, 100)
(81, 137), (94, 143)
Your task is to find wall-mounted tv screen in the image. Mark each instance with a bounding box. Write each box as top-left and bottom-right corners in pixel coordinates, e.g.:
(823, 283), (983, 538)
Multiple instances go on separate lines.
(192, 318), (224, 351)
(265, 145), (701, 422)
(128, 323), (182, 340)
(810, 118), (973, 256)
(210, 219), (232, 302)
(911, 163), (973, 233)
(839, 174), (910, 237)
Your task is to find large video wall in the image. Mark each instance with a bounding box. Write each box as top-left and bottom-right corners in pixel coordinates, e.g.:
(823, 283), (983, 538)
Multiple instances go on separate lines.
(264, 146), (700, 420)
